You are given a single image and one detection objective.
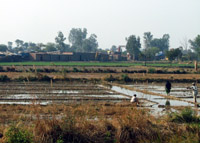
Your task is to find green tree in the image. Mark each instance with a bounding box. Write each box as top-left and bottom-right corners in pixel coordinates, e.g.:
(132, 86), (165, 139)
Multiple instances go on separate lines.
(143, 32), (153, 50)
(68, 28), (98, 52)
(82, 34), (98, 52)
(68, 28), (87, 51)
(189, 35), (200, 59)
(166, 48), (182, 61)
(110, 45), (117, 52)
(151, 34), (170, 52)
(184, 50), (198, 61)
(15, 39), (24, 48)
(7, 41), (13, 51)
(28, 42), (37, 48)
(0, 44), (8, 52)
(44, 43), (57, 52)
(55, 31), (69, 52)
(28, 46), (42, 52)
(23, 42), (29, 51)
(143, 47), (160, 61)
(126, 35), (141, 60)
(14, 39), (27, 52)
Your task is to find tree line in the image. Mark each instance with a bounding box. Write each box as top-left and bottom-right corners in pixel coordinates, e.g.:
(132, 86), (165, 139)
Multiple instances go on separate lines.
(0, 28), (200, 61)
(125, 32), (200, 61)
(0, 28), (99, 54)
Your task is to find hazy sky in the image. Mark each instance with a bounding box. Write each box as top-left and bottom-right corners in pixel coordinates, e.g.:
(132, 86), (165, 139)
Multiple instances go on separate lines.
(0, 0), (199, 49)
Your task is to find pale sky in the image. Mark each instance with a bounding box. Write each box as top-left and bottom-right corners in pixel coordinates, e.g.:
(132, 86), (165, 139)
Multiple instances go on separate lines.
(0, 0), (199, 49)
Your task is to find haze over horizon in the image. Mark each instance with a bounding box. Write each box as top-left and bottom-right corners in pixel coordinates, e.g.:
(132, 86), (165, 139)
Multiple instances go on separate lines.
(0, 0), (199, 50)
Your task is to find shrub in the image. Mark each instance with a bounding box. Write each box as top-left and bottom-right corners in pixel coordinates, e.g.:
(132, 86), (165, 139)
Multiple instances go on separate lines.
(73, 68), (80, 72)
(181, 107), (196, 122)
(6, 67), (16, 72)
(5, 126), (33, 143)
(38, 75), (52, 81)
(148, 68), (156, 73)
(15, 76), (26, 82)
(0, 75), (10, 82)
(36, 68), (44, 72)
(28, 68), (35, 72)
(121, 74), (132, 82)
(103, 75), (116, 82)
(0, 66), (4, 72)
(169, 107), (198, 123)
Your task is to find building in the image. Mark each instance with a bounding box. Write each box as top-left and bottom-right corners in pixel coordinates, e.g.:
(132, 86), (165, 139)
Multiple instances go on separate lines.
(29, 52), (110, 62)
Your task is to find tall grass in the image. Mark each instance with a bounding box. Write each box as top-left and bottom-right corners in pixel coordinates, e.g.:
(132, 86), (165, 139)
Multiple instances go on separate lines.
(0, 103), (200, 143)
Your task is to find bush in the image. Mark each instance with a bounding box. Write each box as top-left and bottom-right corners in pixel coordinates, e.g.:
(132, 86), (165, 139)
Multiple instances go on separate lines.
(148, 68), (156, 73)
(73, 67), (79, 72)
(38, 75), (52, 81)
(0, 66), (4, 72)
(5, 126), (33, 143)
(0, 75), (10, 82)
(121, 74), (132, 82)
(181, 107), (196, 122)
(103, 75), (116, 82)
(6, 67), (16, 72)
(36, 68), (44, 72)
(15, 76), (27, 82)
(169, 107), (198, 123)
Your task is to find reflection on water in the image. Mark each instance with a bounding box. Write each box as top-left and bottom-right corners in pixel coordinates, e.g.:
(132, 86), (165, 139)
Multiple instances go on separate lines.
(111, 86), (193, 106)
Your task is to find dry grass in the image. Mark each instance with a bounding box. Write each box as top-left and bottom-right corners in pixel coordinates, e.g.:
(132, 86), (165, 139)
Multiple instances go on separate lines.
(0, 102), (199, 143)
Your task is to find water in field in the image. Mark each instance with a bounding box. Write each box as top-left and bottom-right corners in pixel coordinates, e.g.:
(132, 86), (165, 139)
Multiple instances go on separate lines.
(0, 82), (198, 115)
(111, 85), (194, 106)
(0, 82), (130, 105)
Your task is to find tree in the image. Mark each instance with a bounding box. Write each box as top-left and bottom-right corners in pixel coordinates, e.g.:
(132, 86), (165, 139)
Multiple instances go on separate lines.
(126, 35), (141, 60)
(15, 39), (24, 48)
(189, 35), (200, 59)
(44, 43), (57, 52)
(180, 37), (189, 51)
(143, 47), (160, 61)
(183, 50), (198, 61)
(68, 28), (87, 51)
(68, 28), (98, 52)
(162, 34), (170, 51)
(55, 31), (69, 52)
(0, 44), (8, 52)
(82, 34), (98, 52)
(23, 42), (29, 50)
(7, 42), (13, 51)
(166, 48), (182, 61)
(151, 34), (170, 52)
(28, 42), (37, 48)
(28, 46), (42, 52)
(110, 45), (117, 52)
(14, 39), (27, 53)
(143, 32), (153, 50)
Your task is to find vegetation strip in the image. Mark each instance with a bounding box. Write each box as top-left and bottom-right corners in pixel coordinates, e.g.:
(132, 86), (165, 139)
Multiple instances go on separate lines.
(0, 61), (195, 68)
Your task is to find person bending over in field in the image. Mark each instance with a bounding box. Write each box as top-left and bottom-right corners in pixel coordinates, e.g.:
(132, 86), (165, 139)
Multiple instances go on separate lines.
(130, 94), (139, 105)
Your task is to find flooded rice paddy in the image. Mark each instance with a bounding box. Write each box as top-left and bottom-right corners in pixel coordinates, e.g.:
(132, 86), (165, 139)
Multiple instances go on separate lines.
(0, 82), (198, 115)
(0, 82), (130, 105)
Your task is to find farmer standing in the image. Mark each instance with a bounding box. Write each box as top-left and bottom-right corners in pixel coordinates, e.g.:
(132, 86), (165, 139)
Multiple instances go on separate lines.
(188, 83), (198, 103)
(165, 80), (171, 96)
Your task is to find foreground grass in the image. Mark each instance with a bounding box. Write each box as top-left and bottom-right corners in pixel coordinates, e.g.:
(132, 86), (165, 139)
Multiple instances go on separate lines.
(0, 103), (199, 143)
(0, 61), (195, 68)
